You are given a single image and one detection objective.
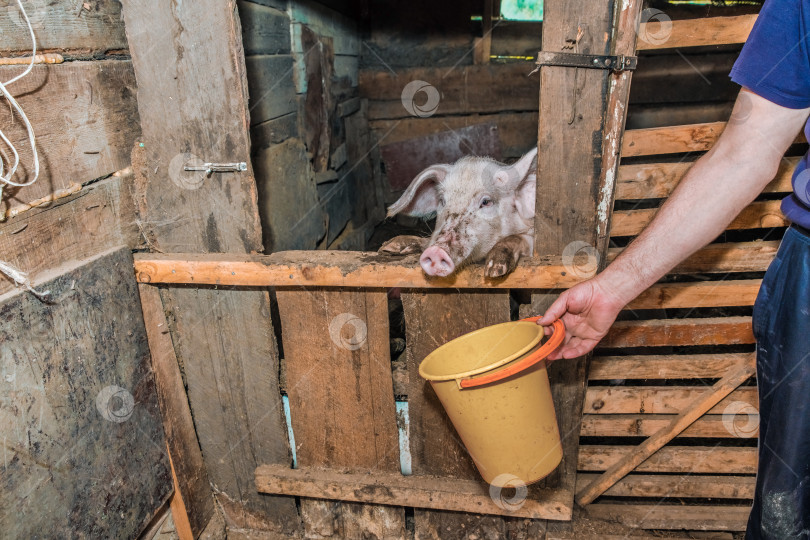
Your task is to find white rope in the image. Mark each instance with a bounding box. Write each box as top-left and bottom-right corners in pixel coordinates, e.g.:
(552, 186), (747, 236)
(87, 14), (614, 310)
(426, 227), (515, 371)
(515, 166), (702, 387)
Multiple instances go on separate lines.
(0, 260), (50, 299)
(0, 0), (40, 195)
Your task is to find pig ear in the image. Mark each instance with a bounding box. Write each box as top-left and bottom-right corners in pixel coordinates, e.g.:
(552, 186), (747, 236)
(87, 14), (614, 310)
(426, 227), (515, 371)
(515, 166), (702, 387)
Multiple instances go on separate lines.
(502, 147), (537, 221)
(387, 165), (449, 218)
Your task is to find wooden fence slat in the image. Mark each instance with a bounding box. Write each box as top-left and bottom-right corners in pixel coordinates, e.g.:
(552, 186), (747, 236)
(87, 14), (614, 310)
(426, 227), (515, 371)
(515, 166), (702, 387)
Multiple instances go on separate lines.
(583, 386), (757, 415)
(578, 445), (757, 474)
(589, 352), (755, 380)
(585, 503), (751, 531)
(599, 317), (755, 349)
(622, 121), (726, 157)
(254, 465), (572, 520)
(616, 157), (798, 200)
(608, 241), (780, 274)
(576, 363), (756, 505)
(611, 200), (786, 237)
(626, 279), (761, 310)
(275, 288), (405, 538)
(133, 251), (585, 289)
(402, 291), (542, 537)
(636, 14), (757, 51)
(578, 473), (755, 499)
(581, 413), (759, 438)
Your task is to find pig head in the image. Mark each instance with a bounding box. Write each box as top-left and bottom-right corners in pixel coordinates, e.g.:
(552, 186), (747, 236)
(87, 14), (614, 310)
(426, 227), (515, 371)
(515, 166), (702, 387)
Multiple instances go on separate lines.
(379, 148), (537, 278)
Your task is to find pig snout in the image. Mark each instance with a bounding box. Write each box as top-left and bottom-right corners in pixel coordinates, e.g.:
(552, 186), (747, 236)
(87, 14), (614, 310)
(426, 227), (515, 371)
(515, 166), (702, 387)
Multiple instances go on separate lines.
(420, 246), (455, 276)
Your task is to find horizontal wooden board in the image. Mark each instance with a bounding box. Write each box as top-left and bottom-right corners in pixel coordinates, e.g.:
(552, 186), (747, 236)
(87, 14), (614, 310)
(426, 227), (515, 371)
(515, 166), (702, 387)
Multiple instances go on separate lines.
(622, 121), (725, 157)
(255, 464), (573, 520)
(361, 64), (539, 119)
(636, 14), (756, 51)
(578, 445), (757, 474)
(599, 317), (755, 349)
(616, 157), (798, 200)
(0, 0), (128, 53)
(244, 55), (297, 124)
(583, 386), (757, 415)
(585, 503), (750, 531)
(0, 60), (139, 206)
(369, 111), (537, 160)
(611, 200), (786, 237)
(0, 176), (139, 296)
(238, 0), (291, 55)
(589, 352), (755, 380)
(581, 414), (758, 438)
(578, 473), (755, 499)
(133, 251), (588, 289)
(627, 279), (760, 310)
(608, 241), (780, 274)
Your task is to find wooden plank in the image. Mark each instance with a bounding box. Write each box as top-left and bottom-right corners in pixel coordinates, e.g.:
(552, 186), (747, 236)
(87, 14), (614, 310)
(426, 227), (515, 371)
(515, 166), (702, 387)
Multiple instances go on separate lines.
(611, 200), (786, 237)
(133, 251), (587, 289)
(275, 288), (405, 538)
(121, 0), (299, 531)
(589, 352), (755, 380)
(402, 291), (541, 537)
(0, 176), (139, 296)
(244, 55), (297, 124)
(167, 446), (195, 540)
(0, 247), (172, 538)
(585, 503), (750, 531)
(139, 285), (214, 538)
(578, 473), (755, 499)
(578, 446), (757, 474)
(599, 317), (755, 349)
(369, 111), (537, 159)
(622, 121), (726, 157)
(608, 241), (780, 274)
(0, 0), (128, 53)
(238, 0), (291, 55)
(361, 64), (539, 119)
(581, 413), (759, 438)
(626, 279), (761, 310)
(616, 157), (798, 200)
(576, 363), (756, 505)
(0, 61), (139, 206)
(636, 14), (757, 51)
(583, 386), (757, 415)
(255, 464), (573, 520)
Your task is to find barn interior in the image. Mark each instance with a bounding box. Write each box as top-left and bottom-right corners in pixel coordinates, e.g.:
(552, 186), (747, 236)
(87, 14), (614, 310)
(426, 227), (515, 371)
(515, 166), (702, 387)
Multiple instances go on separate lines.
(0, 0), (785, 539)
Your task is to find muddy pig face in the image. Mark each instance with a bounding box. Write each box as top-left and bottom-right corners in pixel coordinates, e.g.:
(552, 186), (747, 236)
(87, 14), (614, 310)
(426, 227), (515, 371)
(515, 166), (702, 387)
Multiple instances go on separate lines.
(387, 148), (537, 276)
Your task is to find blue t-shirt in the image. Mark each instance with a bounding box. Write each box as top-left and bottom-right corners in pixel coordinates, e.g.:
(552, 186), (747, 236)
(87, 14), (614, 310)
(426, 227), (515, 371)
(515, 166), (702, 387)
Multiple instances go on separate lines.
(730, 0), (810, 229)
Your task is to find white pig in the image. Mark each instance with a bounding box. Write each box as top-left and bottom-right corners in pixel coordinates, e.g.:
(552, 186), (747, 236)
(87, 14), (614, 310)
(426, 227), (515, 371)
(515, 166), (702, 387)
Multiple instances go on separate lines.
(379, 148), (537, 278)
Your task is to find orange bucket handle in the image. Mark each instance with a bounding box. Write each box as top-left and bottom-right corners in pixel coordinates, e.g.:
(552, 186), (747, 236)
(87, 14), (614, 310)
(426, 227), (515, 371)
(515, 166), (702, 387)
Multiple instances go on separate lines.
(458, 318), (565, 389)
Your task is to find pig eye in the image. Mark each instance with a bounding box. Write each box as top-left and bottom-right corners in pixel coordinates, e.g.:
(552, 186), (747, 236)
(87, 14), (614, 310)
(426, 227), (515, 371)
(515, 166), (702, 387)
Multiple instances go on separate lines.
(479, 196), (494, 208)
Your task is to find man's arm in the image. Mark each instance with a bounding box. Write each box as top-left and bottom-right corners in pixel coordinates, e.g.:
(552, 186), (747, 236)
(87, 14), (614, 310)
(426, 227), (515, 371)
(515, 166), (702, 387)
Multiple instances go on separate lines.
(538, 89), (810, 360)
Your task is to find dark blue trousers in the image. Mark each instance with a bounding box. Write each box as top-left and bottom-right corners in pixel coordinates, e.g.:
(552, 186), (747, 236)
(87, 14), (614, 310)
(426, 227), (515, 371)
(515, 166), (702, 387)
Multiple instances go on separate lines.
(748, 225), (810, 539)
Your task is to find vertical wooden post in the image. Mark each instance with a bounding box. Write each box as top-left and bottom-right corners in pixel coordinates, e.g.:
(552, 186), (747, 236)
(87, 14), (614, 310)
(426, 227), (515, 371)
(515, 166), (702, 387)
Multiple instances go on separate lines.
(120, 0), (299, 533)
(531, 0), (643, 528)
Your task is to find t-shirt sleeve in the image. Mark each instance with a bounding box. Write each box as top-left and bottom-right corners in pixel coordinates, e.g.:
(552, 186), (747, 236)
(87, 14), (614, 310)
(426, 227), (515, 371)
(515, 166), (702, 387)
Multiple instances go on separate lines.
(730, 0), (810, 109)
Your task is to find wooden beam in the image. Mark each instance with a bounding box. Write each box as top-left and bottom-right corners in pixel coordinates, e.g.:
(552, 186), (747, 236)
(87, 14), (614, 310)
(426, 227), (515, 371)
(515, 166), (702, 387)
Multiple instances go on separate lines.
(578, 445), (757, 474)
(583, 386), (757, 415)
(577, 473), (755, 499)
(636, 14), (757, 51)
(581, 413), (758, 438)
(626, 279), (761, 310)
(616, 158), (798, 200)
(622, 121), (726, 157)
(139, 285), (215, 538)
(585, 503), (751, 531)
(611, 199), (786, 237)
(599, 317), (755, 348)
(576, 363), (756, 504)
(589, 352), (755, 380)
(132, 252), (587, 289)
(254, 465), (573, 521)
(167, 445), (195, 540)
(608, 241), (780, 274)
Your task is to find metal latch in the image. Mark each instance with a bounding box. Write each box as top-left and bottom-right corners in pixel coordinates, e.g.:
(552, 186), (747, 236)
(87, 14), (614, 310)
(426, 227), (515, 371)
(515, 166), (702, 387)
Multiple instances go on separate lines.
(184, 162), (248, 176)
(533, 51), (638, 72)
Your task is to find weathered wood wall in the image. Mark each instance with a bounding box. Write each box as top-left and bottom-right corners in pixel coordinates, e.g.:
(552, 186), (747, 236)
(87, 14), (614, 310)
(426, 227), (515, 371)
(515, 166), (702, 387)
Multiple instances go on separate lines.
(240, 0), (385, 253)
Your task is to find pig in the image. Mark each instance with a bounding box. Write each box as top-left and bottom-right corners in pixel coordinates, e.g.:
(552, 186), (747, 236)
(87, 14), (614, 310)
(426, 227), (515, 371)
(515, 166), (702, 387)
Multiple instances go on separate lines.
(379, 148), (537, 278)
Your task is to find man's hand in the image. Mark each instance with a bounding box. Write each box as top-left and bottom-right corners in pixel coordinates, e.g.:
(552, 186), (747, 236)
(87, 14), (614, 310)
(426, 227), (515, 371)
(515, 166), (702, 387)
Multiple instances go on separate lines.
(537, 277), (626, 360)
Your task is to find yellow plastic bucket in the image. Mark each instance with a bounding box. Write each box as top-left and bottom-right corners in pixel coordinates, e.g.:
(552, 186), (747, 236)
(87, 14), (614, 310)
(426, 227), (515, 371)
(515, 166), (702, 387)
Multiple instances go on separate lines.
(418, 318), (564, 487)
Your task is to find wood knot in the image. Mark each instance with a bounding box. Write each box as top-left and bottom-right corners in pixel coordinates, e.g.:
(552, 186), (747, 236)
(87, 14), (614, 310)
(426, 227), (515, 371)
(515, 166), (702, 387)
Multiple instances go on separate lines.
(591, 399), (604, 411)
(137, 272), (151, 283)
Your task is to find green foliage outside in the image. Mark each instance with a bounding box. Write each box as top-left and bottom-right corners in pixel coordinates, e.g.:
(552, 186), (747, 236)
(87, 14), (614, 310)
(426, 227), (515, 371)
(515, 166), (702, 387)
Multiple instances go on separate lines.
(500, 0), (543, 21)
